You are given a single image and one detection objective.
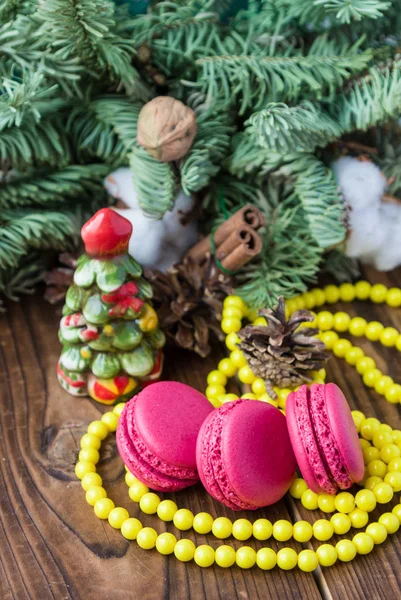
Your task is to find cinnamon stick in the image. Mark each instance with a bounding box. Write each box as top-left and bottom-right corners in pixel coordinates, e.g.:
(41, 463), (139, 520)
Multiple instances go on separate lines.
(219, 227), (263, 272)
(186, 204), (265, 264)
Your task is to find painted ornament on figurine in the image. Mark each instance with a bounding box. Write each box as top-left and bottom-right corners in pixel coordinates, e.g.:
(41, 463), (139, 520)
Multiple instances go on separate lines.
(104, 168), (198, 271)
(57, 208), (165, 404)
(333, 156), (401, 271)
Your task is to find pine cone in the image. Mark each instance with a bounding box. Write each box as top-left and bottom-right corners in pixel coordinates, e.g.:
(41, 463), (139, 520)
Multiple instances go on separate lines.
(44, 251), (80, 304)
(238, 297), (329, 398)
(145, 256), (234, 357)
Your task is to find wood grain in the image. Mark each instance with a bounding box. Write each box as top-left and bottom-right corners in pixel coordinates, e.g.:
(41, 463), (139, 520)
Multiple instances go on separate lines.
(0, 267), (400, 600)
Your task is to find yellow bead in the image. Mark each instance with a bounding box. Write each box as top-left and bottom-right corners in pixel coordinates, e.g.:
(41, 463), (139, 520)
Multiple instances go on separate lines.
(373, 482), (394, 503)
(121, 517), (142, 540)
(339, 283), (356, 302)
(379, 512), (400, 534)
(232, 519), (253, 541)
(385, 384), (401, 404)
(392, 430), (401, 443)
(366, 522), (388, 544)
(380, 444), (400, 463)
(137, 527), (158, 550)
(194, 545), (215, 568)
(94, 497), (115, 519)
(354, 280), (371, 300)
(289, 478), (308, 499)
(125, 471), (137, 487)
(236, 547), (256, 569)
(365, 321), (384, 341)
(380, 327), (399, 347)
(101, 412), (119, 432)
(397, 335), (401, 352)
(221, 318), (242, 334)
(375, 375), (394, 395)
(333, 338), (352, 358)
(277, 547), (298, 571)
(253, 316), (268, 326)
(108, 507), (129, 529)
(318, 494), (336, 513)
(352, 410), (365, 431)
(223, 306), (243, 320)
(311, 288), (326, 306)
(313, 519), (333, 541)
(336, 539), (356, 562)
(359, 438), (371, 450)
(387, 288), (401, 307)
(316, 544), (337, 567)
(349, 508), (369, 529)
(344, 348), (364, 368)
(238, 365), (255, 384)
(173, 509), (194, 531)
(215, 545), (236, 568)
(273, 520), (293, 542)
(370, 283), (388, 303)
(140, 492), (160, 515)
(324, 285), (340, 303)
(334, 492), (355, 513)
(212, 517), (232, 539)
(75, 461), (96, 480)
(292, 520), (312, 543)
(355, 489), (377, 511)
(252, 378), (266, 395)
(128, 480), (149, 502)
(363, 368), (381, 388)
(330, 513), (351, 535)
(320, 330), (339, 350)
(218, 358), (237, 377)
(349, 317), (367, 337)
(301, 489), (319, 510)
(294, 296), (306, 310)
(298, 549), (318, 572)
(384, 471), (401, 492)
(333, 312), (351, 332)
(393, 504), (401, 522)
(157, 500), (178, 522)
(206, 384), (226, 400)
(156, 532), (177, 555)
(78, 448), (100, 465)
(80, 433), (101, 450)
(360, 417), (380, 440)
(389, 457), (401, 472)
(225, 332), (240, 351)
(193, 512), (213, 534)
(85, 485), (107, 507)
(81, 471), (102, 491)
(353, 532), (374, 555)
(224, 295), (245, 310)
(256, 548), (277, 570)
(207, 370), (227, 386)
(316, 311), (334, 331)
(230, 349), (247, 368)
(113, 402), (126, 416)
(253, 518), (273, 541)
(365, 475), (383, 491)
(367, 459), (387, 479)
(220, 393), (239, 403)
(87, 420), (109, 440)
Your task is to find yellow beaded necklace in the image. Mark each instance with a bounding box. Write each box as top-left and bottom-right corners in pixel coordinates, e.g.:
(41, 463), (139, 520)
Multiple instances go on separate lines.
(75, 281), (401, 572)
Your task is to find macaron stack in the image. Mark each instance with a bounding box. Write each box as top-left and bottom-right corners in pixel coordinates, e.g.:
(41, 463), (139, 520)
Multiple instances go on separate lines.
(116, 380), (363, 508)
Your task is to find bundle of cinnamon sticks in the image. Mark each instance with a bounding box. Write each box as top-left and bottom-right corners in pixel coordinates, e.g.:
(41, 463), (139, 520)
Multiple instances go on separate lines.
(186, 204), (265, 272)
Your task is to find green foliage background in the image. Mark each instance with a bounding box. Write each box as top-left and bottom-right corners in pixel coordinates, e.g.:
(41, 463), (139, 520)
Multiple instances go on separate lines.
(2, 0), (401, 308)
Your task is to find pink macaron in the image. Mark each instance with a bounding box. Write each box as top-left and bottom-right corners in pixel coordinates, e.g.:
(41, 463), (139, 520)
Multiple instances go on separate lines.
(196, 399), (296, 510)
(286, 383), (364, 494)
(116, 381), (213, 491)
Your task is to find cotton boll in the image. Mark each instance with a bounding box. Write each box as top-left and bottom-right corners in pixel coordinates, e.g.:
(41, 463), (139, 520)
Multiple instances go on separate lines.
(104, 168), (140, 209)
(332, 156), (387, 211)
(372, 203), (401, 271)
(163, 189), (198, 251)
(112, 208), (165, 267)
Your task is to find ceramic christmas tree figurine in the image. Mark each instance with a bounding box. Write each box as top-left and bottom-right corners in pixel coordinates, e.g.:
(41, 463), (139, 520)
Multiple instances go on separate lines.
(57, 208), (165, 404)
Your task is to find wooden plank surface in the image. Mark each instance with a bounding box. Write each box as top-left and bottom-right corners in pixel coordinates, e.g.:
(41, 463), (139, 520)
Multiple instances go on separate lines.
(0, 267), (400, 600)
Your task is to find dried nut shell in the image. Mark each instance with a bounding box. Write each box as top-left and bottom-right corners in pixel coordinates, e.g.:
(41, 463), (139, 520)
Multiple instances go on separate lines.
(137, 96), (197, 162)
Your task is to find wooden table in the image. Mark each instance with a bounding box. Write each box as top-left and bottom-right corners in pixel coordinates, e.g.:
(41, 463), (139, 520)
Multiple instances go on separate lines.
(1, 267), (401, 600)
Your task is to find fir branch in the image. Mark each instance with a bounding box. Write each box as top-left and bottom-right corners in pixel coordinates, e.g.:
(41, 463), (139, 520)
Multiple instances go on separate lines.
(129, 145), (176, 218)
(276, 0), (391, 26)
(291, 155), (346, 248)
(191, 51), (372, 113)
(0, 164), (109, 209)
(239, 101), (341, 156)
(0, 253), (46, 303)
(236, 195), (323, 309)
(322, 248), (360, 282)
